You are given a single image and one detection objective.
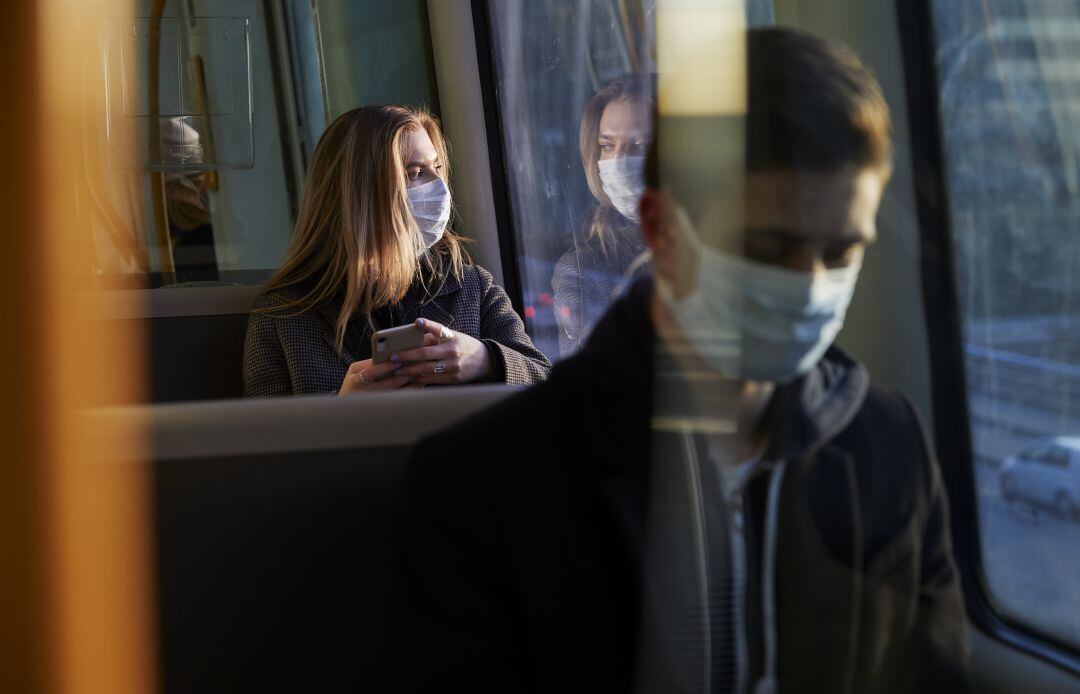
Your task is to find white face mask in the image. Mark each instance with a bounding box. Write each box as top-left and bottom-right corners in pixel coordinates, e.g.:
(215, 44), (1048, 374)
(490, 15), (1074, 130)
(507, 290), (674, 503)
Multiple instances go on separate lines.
(598, 155), (646, 222)
(407, 176), (452, 255)
(659, 242), (862, 384)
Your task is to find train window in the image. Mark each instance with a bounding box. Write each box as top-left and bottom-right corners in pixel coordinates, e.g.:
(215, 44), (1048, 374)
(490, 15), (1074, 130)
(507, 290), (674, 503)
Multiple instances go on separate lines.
(931, 0), (1080, 652)
(89, 0), (440, 290)
(483, 0), (772, 360)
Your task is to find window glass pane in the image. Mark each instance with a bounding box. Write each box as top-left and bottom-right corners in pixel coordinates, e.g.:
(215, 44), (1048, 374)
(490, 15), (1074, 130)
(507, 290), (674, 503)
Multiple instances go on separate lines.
(486, 0), (772, 360)
(93, 0), (297, 287)
(91, 0), (440, 289)
(486, 0), (656, 360)
(932, 0), (1080, 650)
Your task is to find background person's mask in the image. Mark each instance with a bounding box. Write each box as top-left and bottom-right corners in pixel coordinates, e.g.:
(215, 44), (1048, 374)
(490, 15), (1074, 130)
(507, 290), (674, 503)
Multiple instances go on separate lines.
(660, 242), (862, 384)
(407, 177), (452, 254)
(598, 155), (646, 222)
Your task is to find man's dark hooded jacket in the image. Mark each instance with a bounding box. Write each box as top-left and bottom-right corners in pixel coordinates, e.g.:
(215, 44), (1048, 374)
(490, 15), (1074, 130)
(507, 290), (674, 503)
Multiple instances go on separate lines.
(394, 279), (970, 693)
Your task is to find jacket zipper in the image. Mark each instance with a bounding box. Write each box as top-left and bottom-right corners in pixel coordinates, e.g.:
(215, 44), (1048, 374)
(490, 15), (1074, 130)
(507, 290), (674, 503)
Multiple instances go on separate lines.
(728, 488), (750, 694)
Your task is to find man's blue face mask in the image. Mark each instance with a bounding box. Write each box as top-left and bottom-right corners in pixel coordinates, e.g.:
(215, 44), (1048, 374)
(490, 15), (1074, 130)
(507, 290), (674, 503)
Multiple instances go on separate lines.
(659, 239), (862, 384)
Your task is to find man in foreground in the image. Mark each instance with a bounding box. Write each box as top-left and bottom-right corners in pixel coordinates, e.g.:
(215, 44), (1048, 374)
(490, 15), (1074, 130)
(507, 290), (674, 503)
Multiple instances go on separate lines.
(393, 27), (969, 693)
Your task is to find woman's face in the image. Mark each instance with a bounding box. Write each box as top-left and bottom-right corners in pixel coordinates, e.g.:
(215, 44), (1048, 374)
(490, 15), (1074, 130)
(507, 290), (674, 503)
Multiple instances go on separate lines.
(597, 98), (649, 161)
(402, 128), (442, 188)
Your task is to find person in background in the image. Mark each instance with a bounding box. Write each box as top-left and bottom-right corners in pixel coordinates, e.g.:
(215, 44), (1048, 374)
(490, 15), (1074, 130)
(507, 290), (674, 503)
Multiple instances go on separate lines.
(551, 77), (653, 356)
(243, 105), (551, 397)
(394, 28), (969, 692)
(162, 118), (218, 281)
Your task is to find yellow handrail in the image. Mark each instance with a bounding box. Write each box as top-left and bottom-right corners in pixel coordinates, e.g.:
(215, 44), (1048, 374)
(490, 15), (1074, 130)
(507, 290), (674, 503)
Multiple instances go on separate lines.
(148, 0), (176, 279)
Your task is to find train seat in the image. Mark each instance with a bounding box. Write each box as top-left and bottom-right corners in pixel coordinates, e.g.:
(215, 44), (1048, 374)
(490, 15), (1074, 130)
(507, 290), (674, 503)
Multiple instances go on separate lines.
(142, 285), (260, 403)
(88, 385), (517, 693)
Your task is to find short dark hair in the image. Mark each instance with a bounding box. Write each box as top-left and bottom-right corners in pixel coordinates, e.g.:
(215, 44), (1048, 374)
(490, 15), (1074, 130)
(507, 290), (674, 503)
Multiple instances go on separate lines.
(645, 27), (892, 188)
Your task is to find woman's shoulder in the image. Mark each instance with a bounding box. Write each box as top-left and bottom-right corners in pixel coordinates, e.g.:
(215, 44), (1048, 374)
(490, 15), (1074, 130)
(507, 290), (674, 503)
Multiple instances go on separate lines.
(444, 265), (519, 307)
(457, 263), (496, 289)
(250, 284), (324, 322)
(251, 290), (282, 311)
(411, 264), (495, 308)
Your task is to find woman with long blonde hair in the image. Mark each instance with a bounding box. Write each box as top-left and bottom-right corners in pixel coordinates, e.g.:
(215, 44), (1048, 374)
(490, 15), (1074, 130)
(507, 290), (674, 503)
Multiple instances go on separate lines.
(244, 105), (551, 396)
(552, 77), (654, 357)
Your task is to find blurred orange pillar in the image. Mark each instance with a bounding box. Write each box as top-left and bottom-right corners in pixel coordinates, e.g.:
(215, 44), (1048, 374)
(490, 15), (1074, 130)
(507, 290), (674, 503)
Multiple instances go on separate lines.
(0, 1), (154, 693)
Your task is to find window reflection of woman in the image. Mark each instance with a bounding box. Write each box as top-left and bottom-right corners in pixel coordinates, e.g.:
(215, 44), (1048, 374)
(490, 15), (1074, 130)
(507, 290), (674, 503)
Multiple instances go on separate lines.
(244, 105), (551, 397)
(552, 77), (653, 356)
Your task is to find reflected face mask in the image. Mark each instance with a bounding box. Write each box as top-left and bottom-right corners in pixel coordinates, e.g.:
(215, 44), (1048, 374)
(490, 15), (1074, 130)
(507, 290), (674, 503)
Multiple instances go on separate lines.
(598, 155), (646, 222)
(407, 177), (452, 254)
(659, 244), (862, 384)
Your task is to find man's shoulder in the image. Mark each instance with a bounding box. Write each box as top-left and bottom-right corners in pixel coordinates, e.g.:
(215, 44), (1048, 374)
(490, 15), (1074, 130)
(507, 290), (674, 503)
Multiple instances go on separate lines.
(852, 382), (918, 419)
(835, 384), (939, 524)
(418, 365), (583, 458)
(843, 385), (929, 458)
(403, 382), (574, 513)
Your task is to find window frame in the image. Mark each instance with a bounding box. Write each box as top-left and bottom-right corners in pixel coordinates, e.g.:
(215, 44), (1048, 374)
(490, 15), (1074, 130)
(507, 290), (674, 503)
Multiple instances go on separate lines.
(895, 0), (1080, 674)
(466, 0), (526, 319)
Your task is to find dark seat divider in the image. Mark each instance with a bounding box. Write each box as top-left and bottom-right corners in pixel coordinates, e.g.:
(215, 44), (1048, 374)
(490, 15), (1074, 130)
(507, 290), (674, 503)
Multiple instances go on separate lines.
(155, 444), (408, 693)
(147, 313), (249, 403)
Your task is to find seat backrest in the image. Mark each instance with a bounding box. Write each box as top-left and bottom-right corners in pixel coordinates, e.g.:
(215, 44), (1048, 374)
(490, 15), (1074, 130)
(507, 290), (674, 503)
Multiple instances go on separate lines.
(147, 312), (250, 401)
(90, 385), (517, 693)
(89, 285), (258, 404)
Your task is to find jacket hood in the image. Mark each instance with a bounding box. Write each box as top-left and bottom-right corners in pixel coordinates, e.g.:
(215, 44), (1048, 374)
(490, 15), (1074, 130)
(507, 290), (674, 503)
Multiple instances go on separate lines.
(763, 345), (869, 463)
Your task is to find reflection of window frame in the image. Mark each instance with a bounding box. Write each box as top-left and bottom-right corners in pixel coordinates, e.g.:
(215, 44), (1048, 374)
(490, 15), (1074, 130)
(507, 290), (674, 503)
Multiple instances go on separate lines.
(898, 0), (1080, 674)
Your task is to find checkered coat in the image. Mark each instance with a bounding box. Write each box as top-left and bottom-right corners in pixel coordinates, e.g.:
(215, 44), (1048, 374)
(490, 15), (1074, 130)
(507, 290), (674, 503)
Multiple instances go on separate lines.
(244, 265), (552, 397)
(552, 235), (648, 358)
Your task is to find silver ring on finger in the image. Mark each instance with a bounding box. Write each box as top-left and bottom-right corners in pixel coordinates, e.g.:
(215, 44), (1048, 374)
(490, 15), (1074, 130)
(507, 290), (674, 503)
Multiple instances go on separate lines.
(359, 368), (368, 385)
(433, 361), (447, 375)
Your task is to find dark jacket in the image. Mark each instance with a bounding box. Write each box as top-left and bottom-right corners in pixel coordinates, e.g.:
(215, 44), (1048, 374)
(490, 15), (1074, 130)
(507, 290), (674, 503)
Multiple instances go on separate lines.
(394, 278), (970, 693)
(243, 265), (552, 396)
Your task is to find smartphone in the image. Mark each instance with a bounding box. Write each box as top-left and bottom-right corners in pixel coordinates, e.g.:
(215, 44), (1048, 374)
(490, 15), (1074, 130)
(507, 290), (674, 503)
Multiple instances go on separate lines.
(371, 324), (427, 364)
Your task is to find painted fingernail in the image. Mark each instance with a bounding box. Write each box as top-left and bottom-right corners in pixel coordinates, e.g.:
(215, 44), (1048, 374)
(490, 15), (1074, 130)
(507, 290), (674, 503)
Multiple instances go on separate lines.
(416, 318), (426, 327)
(390, 353), (400, 363)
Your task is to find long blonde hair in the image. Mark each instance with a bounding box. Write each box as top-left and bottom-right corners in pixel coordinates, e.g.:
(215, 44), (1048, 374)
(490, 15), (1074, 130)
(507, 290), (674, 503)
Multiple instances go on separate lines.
(578, 77), (653, 255)
(256, 105), (467, 352)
